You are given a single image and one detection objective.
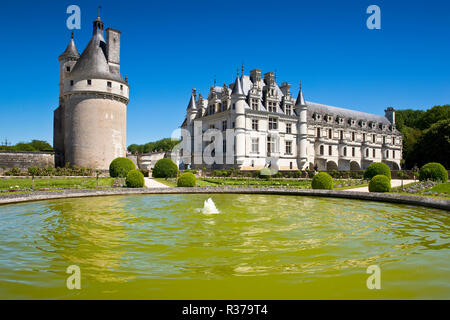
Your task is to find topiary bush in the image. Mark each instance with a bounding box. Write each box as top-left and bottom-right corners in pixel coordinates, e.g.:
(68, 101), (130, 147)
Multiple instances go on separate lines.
(126, 169), (145, 188)
(311, 172), (333, 190)
(368, 174), (391, 192)
(177, 172), (196, 187)
(109, 157), (136, 178)
(419, 162), (448, 182)
(364, 162), (391, 180)
(152, 158), (178, 178)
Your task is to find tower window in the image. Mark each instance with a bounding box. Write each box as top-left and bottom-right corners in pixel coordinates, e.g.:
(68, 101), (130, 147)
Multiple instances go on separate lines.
(317, 128), (321, 138)
(66, 66), (70, 72)
(120, 85), (123, 91)
(107, 81), (112, 88)
(328, 145), (332, 155)
(352, 147), (355, 157)
(373, 149), (375, 157)
(343, 147), (347, 156)
(352, 132), (355, 141)
(70, 80), (74, 86)
(328, 129), (332, 139)
(87, 79), (92, 85)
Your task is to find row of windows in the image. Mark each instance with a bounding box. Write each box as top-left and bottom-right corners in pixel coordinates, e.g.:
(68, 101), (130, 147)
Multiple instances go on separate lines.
(317, 128), (396, 144)
(250, 137), (293, 155)
(69, 80), (124, 91)
(313, 113), (390, 131)
(319, 145), (396, 159)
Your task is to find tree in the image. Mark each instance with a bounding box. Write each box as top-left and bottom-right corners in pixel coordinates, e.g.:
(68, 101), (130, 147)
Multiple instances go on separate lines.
(410, 119), (450, 168)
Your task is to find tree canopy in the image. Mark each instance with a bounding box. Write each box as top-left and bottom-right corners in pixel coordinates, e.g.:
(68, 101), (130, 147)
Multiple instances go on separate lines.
(0, 140), (53, 152)
(396, 105), (449, 168)
(127, 138), (180, 154)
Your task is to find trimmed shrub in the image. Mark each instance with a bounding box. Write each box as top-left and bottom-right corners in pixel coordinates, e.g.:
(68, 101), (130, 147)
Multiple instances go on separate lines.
(419, 162), (448, 182)
(368, 175), (391, 192)
(109, 157), (136, 178)
(152, 158), (178, 178)
(364, 162), (391, 180)
(311, 172), (333, 190)
(126, 169), (145, 188)
(177, 172), (196, 187)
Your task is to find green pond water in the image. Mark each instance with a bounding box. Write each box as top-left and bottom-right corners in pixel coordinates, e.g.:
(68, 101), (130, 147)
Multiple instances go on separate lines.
(0, 194), (449, 299)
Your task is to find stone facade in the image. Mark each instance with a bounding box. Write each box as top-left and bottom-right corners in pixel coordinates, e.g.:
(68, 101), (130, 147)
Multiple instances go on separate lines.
(181, 68), (403, 171)
(54, 14), (129, 170)
(0, 151), (55, 172)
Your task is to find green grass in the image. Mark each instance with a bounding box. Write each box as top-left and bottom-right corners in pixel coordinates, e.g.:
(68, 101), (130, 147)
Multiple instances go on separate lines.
(334, 183), (369, 190)
(390, 181), (450, 199)
(153, 178), (177, 187)
(0, 177), (115, 191)
(430, 182), (450, 193)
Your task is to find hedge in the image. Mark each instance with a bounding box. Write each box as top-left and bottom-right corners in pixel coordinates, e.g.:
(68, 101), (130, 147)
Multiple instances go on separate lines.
(419, 162), (448, 182)
(311, 172), (333, 190)
(109, 157), (136, 178)
(364, 162), (391, 180)
(152, 158), (178, 178)
(126, 169), (145, 188)
(177, 172), (196, 187)
(368, 174), (391, 192)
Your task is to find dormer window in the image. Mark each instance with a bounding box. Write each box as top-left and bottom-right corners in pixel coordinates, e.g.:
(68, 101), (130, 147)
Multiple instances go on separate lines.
(87, 79), (92, 85)
(268, 101), (276, 112)
(285, 104), (292, 115)
(251, 99), (258, 110)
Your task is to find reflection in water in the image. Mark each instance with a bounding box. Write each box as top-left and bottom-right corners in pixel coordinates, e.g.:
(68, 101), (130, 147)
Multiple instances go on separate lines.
(0, 194), (449, 299)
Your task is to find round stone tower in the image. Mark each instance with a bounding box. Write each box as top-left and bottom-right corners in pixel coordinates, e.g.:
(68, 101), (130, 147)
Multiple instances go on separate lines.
(57, 13), (129, 170)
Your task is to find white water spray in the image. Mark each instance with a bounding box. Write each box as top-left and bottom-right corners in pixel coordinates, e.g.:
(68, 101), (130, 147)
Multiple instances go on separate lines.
(201, 198), (220, 214)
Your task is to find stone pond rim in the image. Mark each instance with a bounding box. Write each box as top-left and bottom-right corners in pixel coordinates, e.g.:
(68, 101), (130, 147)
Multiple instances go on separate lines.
(0, 187), (448, 211)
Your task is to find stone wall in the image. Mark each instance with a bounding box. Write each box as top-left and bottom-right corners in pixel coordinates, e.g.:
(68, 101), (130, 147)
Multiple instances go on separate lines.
(0, 151), (55, 173)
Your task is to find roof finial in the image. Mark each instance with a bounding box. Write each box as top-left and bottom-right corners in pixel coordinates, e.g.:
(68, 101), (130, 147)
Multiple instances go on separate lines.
(236, 67), (239, 78)
(214, 75), (216, 87)
(241, 62), (244, 77)
(71, 31), (74, 39)
(97, 5), (102, 18)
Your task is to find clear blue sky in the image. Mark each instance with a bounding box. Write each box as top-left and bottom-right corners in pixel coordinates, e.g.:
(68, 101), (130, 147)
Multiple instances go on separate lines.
(0, 0), (449, 146)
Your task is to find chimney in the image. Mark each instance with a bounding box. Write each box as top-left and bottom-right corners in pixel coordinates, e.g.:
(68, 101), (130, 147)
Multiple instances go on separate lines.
(264, 72), (275, 85)
(280, 82), (291, 96)
(384, 107), (396, 126)
(106, 28), (121, 74)
(250, 69), (261, 83)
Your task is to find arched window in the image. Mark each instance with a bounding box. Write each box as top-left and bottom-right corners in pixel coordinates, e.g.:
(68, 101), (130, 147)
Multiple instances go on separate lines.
(320, 145), (324, 155)
(343, 147), (347, 156)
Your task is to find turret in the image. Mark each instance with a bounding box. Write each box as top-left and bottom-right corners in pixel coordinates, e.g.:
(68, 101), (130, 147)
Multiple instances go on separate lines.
(295, 82), (308, 169)
(231, 70), (246, 165)
(58, 32), (79, 97)
(55, 11), (130, 170)
(187, 88), (198, 124)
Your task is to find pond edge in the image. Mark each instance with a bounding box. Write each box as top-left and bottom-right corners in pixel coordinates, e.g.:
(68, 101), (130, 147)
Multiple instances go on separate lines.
(0, 187), (449, 211)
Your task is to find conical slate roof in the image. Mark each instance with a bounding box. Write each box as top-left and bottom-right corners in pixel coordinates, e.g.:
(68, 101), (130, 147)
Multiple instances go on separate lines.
(59, 34), (80, 59)
(231, 75), (244, 96)
(187, 92), (197, 110)
(295, 83), (306, 106)
(69, 19), (124, 82)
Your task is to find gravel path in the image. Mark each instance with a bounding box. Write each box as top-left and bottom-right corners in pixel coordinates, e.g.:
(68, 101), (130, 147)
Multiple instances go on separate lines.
(144, 178), (170, 188)
(345, 179), (415, 192)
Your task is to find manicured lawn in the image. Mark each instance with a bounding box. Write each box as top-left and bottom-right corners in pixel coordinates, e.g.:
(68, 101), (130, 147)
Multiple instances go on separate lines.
(391, 181), (450, 199)
(153, 178), (177, 187)
(430, 182), (450, 193)
(0, 177), (115, 191)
